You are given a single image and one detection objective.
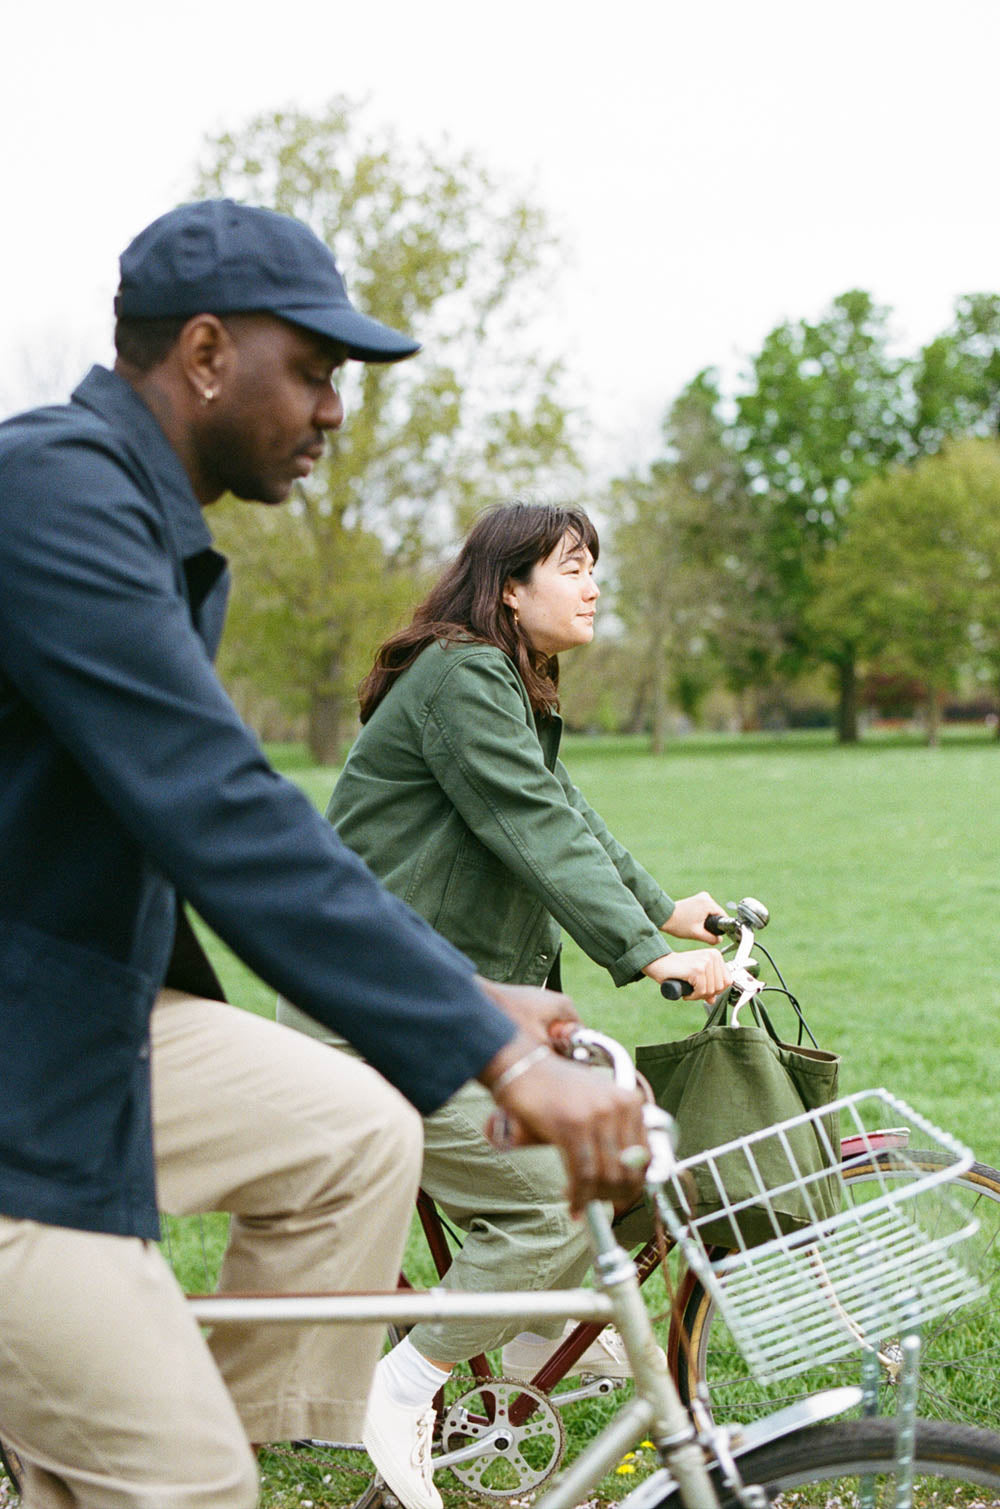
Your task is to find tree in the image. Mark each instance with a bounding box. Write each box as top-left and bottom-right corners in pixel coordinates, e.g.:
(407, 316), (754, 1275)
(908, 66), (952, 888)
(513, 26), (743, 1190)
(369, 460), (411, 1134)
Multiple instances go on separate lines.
(954, 437), (1000, 733)
(607, 464), (704, 750)
(910, 295), (1000, 455)
(807, 439), (1000, 745)
(195, 99), (582, 760)
(667, 369), (787, 720)
(732, 291), (912, 740)
(606, 372), (766, 747)
(603, 291), (1000, 745)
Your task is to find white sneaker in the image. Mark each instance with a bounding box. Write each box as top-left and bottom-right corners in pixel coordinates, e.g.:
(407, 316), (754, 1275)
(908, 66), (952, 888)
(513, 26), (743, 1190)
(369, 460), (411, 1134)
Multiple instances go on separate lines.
(502, 1322), (660, 1382)
(362, 1366), (442, 1509)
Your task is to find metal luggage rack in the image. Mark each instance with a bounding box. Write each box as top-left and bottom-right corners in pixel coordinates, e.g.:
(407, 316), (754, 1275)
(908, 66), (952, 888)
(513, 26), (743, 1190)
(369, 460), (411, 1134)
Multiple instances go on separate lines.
(655, 1088), (986, 1383)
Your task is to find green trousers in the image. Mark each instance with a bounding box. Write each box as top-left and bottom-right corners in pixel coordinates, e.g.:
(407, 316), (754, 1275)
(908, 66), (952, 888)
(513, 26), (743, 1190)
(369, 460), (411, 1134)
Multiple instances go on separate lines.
(277, 998), (595, 1361)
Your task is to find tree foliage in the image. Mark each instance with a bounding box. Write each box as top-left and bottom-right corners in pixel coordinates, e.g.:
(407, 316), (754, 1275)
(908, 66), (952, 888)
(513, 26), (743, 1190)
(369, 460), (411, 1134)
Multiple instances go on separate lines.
(610, 289), (1000, 746)
(606, 371), (775, 745)
(196, 99), (581, 760)
(730, 291), (914, 737)
(910, 295), (1000, 454)
(807, 438), (1000, 744)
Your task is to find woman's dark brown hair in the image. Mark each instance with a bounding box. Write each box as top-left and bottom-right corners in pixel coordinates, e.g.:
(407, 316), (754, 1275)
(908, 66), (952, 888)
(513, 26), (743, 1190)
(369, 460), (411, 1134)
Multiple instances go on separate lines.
(358, 502), (599, 723)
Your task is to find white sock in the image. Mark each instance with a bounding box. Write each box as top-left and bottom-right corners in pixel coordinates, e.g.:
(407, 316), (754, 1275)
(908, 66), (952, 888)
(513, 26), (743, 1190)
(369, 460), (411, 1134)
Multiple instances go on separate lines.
(377, 1335), (452, 1410)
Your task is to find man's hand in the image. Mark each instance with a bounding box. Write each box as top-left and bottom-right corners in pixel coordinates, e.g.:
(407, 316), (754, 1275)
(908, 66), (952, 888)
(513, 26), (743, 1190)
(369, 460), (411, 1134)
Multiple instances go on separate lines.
(475, 976), (579, 1043)
(478, 1036), (648, 1216)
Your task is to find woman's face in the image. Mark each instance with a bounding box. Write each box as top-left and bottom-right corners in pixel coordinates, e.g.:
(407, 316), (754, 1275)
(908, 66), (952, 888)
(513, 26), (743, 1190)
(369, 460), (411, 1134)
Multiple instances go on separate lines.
(502, 531), (599, 657)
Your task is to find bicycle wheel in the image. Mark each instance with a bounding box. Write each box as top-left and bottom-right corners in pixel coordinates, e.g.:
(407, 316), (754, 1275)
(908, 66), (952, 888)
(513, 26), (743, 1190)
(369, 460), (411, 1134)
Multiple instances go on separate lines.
(647, 1417), (1000, 1507)
(670, 1155), (1000, 1429)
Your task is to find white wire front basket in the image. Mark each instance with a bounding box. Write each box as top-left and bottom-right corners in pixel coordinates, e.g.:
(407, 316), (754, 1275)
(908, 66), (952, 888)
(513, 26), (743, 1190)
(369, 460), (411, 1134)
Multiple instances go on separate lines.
(655, 1088), (985, 1383)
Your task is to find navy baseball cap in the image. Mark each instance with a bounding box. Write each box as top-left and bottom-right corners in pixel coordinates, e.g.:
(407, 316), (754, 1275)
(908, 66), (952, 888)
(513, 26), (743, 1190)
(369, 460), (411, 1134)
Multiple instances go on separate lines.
(114, 199), (420, 363)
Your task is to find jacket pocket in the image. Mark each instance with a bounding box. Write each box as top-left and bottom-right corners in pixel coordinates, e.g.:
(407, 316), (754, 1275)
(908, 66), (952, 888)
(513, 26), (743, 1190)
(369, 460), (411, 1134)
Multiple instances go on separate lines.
(0, 917), (154, 1186)
(434, 840), (550, 981)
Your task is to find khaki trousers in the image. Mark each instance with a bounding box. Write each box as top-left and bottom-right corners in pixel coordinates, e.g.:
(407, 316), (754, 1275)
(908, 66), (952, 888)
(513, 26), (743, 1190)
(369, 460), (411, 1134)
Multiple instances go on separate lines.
(0, 990), (422, 1508)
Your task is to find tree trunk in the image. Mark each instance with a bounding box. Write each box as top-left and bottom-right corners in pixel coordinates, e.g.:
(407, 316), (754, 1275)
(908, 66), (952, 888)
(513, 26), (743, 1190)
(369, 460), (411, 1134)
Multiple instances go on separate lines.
(626, 677), (649, 736)
(650, 672), (668, 755)
(739, 687), (762, 732)
(648, 630), (669, 754)
(925, 685), (943, 748)
(836, 656), (859, 744)
(308, 691), (348, 765)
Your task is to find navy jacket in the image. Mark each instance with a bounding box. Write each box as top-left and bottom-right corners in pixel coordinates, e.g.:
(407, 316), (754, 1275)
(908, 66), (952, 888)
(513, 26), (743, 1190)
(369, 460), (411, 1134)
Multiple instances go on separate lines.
(0, 366), (514, 1240)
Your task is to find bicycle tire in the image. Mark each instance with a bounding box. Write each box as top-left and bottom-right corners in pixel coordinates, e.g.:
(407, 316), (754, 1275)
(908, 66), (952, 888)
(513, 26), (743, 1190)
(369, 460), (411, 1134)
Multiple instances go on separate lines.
(0, 1436), (23, 1495)
(647, 1417), (1000, 1506)
(670, 1154), (1000, 1431)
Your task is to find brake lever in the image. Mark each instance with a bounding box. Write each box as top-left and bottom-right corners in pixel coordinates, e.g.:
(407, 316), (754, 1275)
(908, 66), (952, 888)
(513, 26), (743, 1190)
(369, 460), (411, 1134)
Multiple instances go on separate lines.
(660, 918), (758, 1002)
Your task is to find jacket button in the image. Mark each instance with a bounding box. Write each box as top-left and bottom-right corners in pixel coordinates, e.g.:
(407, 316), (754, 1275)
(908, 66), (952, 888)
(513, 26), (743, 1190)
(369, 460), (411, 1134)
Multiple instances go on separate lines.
(537, 953), (549, 964)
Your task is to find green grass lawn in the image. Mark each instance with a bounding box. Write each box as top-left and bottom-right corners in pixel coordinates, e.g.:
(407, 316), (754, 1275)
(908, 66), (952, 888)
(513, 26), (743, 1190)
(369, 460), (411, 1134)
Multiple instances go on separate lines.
(213, 728), (1000, 1167)
(140, 731), (1000, 1507)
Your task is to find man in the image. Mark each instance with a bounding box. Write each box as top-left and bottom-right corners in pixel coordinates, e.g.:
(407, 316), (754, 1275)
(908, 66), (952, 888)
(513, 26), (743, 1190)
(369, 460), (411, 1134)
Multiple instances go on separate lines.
(0, 200), (648, 1509)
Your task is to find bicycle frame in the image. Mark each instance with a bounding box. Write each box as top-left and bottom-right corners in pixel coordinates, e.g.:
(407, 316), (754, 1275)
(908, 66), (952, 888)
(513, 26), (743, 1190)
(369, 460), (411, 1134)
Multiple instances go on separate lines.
(189, 1188), (863, 1509)
(189, 1027), (901, 1509)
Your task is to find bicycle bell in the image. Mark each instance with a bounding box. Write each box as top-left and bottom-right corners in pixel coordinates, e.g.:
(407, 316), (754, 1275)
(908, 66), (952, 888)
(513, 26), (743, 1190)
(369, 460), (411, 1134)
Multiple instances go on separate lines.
(733, 896), (769, 931)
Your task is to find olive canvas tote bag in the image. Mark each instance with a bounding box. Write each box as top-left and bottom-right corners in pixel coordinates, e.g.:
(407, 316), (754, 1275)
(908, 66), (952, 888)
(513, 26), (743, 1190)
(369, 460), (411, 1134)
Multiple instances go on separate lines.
(636, 993), (841, 1249)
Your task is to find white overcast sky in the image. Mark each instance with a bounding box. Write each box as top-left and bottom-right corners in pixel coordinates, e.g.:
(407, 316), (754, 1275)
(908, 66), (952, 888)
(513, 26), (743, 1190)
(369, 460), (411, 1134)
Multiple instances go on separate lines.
(3, 0), (998, 471)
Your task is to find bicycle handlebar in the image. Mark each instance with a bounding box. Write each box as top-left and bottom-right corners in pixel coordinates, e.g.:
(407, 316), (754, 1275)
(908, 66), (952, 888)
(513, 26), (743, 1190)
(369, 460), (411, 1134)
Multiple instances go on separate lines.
(659, 896), (769, 1002)
(660, 977), (695, 1001)
(563, 1027), (678, 1182)
(486, 1026), (678, 1180)
(563, 1026), (638, 1090)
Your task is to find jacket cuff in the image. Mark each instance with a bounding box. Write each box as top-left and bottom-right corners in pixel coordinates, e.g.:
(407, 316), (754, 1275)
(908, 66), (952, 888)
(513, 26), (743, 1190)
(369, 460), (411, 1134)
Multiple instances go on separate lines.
(609, 932), (674, 988)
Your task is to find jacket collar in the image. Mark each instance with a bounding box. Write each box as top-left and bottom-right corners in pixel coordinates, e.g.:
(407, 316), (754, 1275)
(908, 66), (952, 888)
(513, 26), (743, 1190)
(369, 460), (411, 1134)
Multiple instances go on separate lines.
(71, 366), (215, 562)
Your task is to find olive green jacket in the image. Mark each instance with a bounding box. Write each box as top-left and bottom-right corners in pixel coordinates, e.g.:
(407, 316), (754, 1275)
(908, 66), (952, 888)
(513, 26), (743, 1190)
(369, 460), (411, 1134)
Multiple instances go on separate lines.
(327, 640), (675, 988)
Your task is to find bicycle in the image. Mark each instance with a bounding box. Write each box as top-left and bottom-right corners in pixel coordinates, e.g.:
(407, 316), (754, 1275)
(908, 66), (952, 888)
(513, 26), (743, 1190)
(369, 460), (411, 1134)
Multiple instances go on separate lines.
(3, 1023), (999, 1509)
(417, 1029), (1000, 1509)
(165, 1029), (1000, 1509)
(309, 897), (1000, 1501)
(320, 1146), (1000, 1500)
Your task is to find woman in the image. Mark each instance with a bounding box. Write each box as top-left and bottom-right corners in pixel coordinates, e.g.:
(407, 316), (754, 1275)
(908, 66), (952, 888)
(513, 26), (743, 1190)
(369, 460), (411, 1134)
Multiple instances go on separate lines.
(278, 503), (730, 1509)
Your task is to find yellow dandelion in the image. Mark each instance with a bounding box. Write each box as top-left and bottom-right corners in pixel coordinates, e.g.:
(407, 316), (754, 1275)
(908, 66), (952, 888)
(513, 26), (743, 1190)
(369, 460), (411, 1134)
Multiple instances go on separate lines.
(615, 1464), (637, 1476)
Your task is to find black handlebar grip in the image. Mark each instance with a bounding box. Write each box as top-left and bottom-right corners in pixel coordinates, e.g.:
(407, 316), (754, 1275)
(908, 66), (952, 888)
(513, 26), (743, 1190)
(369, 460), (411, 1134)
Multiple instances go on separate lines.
(705, 913), (725, 936)
(660, 979), (694, 1000)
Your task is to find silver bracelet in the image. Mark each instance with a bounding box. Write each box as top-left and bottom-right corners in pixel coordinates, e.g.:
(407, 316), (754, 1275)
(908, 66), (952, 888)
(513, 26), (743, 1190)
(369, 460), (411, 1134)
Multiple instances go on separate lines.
(489, 1043), (551, 1097)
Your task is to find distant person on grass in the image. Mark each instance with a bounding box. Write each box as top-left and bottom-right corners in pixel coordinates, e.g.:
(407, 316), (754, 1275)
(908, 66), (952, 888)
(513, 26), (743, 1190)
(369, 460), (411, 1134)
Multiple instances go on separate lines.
(279, 500), (732, 1509)
(0, 201), (649, 1509)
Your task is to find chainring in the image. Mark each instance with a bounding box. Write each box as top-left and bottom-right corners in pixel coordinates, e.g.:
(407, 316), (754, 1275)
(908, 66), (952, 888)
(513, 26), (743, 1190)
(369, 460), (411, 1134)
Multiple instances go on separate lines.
(439, 1376), (566, 1498)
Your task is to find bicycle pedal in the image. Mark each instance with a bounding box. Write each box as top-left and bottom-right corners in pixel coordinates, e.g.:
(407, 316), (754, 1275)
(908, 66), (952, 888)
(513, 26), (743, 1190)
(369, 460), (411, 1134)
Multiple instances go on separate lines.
(579, 1372), (624, 1394)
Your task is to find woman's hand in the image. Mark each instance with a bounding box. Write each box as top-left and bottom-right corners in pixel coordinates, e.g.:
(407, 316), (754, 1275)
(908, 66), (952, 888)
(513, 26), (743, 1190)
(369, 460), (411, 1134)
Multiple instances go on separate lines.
(642, 947), (732, 1003)
(662, 891), (727, 943)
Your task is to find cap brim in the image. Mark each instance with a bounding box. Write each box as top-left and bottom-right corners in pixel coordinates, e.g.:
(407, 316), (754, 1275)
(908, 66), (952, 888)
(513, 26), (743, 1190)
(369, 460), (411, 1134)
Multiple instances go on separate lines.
(276, 304), (420, 363)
